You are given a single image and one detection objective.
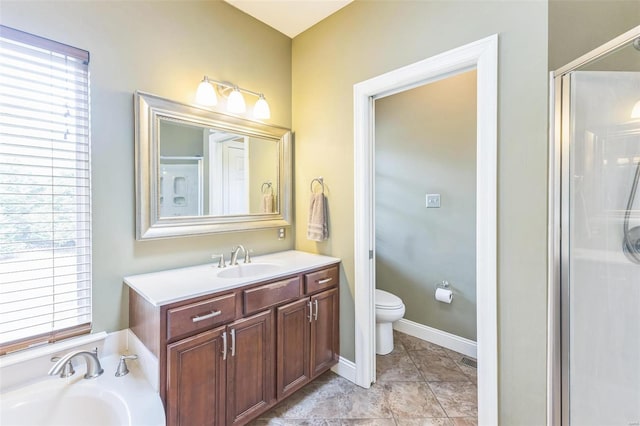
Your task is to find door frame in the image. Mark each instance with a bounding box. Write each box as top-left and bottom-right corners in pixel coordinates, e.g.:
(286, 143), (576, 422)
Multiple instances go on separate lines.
(210, 137), (249, 215)
(353, 34), (498, 424)
(547, 24), (640, 426)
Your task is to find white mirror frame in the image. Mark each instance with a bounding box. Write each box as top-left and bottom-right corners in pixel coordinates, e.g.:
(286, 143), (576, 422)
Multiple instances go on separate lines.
(134, 91), (292, 240)
(353, 34), (498, 424)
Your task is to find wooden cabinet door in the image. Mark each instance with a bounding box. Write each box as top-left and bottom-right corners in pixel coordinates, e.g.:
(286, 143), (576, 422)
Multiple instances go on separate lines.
(310, 288), (339, 378)
(166, 326), (226, 426)
(276, 298), (311, 399)
(226, 309), (274, 426)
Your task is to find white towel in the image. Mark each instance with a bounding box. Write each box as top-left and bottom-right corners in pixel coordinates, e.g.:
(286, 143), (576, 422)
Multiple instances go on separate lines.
(261, 194), (274, 213)
(307, 192), (328, 241)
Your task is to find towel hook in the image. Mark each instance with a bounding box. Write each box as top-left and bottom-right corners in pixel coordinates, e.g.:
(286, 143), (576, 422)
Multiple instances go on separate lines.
(310, 177), (325, 194)
(261, 181), (273, 194)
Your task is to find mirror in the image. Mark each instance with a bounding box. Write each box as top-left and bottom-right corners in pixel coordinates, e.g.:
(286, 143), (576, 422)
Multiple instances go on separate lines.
(158, 118), (280, 217)
(135, 91), (292, 240)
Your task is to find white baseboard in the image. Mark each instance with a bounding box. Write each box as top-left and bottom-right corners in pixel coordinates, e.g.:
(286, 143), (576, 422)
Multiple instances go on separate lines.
(394, 318), (477, 359)
(331, 356), (356, 383)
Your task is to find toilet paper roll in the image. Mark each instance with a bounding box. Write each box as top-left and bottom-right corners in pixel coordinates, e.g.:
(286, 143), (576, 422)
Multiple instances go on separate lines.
(435, 287), (453, 304)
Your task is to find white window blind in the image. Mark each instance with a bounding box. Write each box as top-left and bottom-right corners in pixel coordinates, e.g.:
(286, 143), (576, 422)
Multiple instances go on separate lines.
(0, 26), (91, 354)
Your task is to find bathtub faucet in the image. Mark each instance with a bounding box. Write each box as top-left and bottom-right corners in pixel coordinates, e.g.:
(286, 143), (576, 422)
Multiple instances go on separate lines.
(48, 348), (104, 379)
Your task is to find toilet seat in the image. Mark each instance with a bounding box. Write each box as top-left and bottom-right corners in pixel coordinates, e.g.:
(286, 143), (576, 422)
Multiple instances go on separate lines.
(375, 289), (404, 310)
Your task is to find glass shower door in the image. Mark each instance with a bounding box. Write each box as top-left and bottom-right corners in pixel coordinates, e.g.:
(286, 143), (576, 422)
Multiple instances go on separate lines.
(564, 69), (640, 425)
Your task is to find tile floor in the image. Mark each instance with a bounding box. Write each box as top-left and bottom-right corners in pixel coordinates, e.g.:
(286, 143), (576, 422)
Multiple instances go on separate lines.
(250, 331), (478, 426)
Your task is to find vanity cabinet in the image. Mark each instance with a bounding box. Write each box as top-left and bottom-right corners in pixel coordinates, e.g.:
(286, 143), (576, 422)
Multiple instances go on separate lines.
(309, 288), (339, 377)
(225, 310), (274, 425)
(128, 261), (339, 426)
(166, 326), (226, 426)
(276, 286), (339, 399)
(166, 310), (273, 426)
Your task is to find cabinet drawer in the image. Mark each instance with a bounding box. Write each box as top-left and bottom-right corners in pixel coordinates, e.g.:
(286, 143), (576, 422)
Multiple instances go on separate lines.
(243, 277), (301, 314)
(304, 265), (339, 294)
(166, 293), (236, 341)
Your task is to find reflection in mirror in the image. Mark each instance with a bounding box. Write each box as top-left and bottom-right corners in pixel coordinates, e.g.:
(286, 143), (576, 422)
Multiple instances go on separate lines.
(158, 119), (279, 217)
(135, 91), (291, 240)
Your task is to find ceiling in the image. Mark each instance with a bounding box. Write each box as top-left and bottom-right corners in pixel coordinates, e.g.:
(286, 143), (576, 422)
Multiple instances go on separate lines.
(224, 0), (353, 38)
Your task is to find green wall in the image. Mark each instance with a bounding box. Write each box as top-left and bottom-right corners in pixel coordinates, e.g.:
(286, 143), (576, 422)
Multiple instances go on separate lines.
(549, 0), (640, 70)
(248, 138), (279, 213)
(292, 1), (549, 424)
(1, 0), (293, 334)
(375, 71), (477, 341)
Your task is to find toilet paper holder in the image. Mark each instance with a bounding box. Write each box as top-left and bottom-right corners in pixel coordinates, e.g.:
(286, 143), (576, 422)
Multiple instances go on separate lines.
(436, 280), (450, 290)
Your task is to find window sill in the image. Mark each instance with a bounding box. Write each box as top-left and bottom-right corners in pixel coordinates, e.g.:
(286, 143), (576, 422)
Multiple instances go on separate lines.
(0, 331), (108, 369)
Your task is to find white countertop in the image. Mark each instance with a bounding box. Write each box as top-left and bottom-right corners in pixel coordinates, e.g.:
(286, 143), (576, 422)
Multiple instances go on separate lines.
(124, 250), (341, 306)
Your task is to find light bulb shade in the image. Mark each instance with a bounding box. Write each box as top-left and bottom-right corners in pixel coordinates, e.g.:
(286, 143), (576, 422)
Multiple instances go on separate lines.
(253, 96), (271, 119)
(227, 88), (246, 113)
(195, 78), (217, 106)
(632, 100), (640, 119)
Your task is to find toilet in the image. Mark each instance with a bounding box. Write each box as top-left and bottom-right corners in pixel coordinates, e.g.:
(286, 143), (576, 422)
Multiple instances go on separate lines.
(375, 289), (406, 355)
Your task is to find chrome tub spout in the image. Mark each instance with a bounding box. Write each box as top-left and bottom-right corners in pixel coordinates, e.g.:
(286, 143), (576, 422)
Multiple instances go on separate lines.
(48, 349), (104, 379)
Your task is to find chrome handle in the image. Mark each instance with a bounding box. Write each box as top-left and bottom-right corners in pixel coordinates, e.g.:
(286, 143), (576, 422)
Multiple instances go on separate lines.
(307, 301), (313, 322)
(222, 331), (227, 360)
(115, 354), (137, 377)
(50, 356), (75, 378)
(313, 300), (319, 321)
(230, 329), (236, 357)
(317, 277), (332, 284)
(192, 310), (222, 323)
(212, 254), (226, 268)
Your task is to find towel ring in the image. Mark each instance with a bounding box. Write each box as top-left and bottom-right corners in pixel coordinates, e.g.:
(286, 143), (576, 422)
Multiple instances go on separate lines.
(261, 182), (273, 194)
(310, 177), (325, 194)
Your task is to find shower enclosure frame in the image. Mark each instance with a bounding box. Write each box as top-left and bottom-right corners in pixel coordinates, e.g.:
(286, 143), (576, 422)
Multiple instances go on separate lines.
(547, 24), (640, 426)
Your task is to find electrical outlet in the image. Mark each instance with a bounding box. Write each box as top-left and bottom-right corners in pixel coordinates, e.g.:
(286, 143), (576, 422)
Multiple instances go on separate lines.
(278, 228), (286, 239)
(426, 194), (440, 208)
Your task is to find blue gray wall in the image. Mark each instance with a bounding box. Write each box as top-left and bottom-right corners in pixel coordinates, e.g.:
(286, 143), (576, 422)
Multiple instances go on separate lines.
(375, 71), (477, 341)
(1, 0), (293, 333)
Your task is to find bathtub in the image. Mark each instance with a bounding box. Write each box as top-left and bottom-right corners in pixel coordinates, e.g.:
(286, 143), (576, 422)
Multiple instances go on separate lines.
(0, 333), (165, 426)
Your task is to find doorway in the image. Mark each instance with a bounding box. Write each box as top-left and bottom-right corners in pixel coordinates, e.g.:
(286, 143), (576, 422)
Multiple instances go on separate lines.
(353, 35), (498, 425)
(374, 69), (478, 356)
(209, 136), (250, 215)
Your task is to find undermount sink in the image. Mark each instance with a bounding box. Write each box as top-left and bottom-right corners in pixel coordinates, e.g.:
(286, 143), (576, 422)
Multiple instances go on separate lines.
(216, 263), (280, 279)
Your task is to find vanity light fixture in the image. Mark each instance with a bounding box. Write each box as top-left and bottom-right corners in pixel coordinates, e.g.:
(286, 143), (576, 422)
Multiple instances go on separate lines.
(631, 99), (640, 119)
(195, 75), (271, 119)
(195, 76), (217, 106)
(254, 94), (271, 120)
(227, 86), (246, 114)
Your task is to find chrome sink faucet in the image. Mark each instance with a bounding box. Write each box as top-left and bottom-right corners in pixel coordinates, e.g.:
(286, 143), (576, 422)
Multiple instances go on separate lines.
(230, 245), (251, 265)
(48, 349), (104, 379)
